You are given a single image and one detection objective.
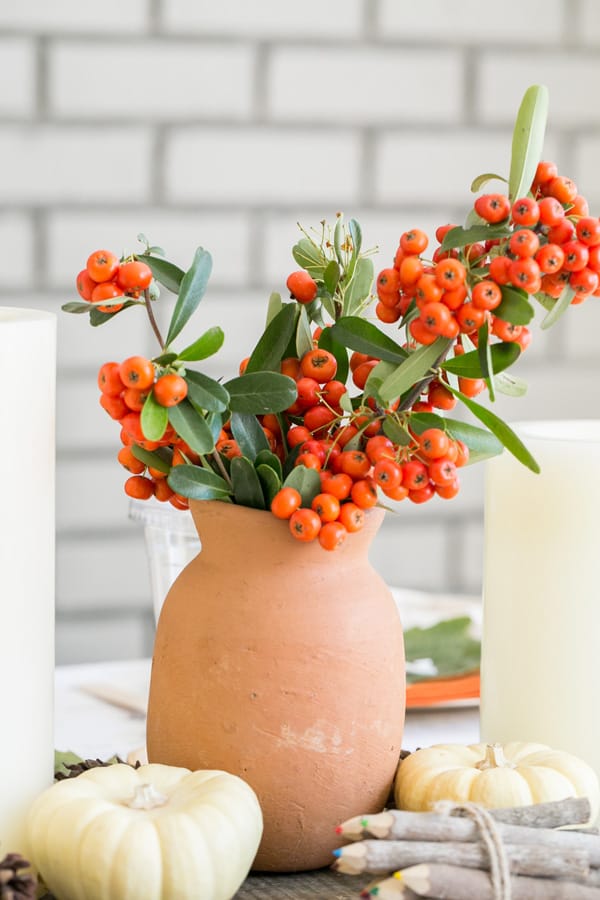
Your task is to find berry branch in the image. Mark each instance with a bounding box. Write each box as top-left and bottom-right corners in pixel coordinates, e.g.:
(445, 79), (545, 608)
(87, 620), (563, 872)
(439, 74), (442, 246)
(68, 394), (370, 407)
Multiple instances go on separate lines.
(143, 288), (166, 351)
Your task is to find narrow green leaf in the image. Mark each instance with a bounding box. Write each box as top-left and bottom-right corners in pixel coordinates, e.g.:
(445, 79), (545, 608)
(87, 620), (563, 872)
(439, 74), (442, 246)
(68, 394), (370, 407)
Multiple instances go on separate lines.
(140, 390), (169, 441)
(255, 449), (283, 481)
(470, 172), (508, 193)
(382, 417), (412, 446)
(339, 391), (354, 414)
(266, 291), (283, 326)
(185, 370), (230, 413)
(168, 464), (231, 500)
(495, 286), (535, 325)
(225, 371), (297, 414)
(443, 418), (504, 464)
(62, 301), (95, 314)
(441, 224), (511, 252)
(137, 254), (185, 294)
(330, 316), (408, 365)
(323, 260), (340, 295)
(333, 216), (344, 265)
(379, 338), (452, 404)
(348, 218), (363, 256)
(89, 302), (137, 326)
(446, 386), (540, 472)
(257, 463), (281, 507)
(364, 360), (396, 405)
(292, 238), (326, 279)
(477, 320), (495, 402)
(230, 457), (266, 510)
(495, 371), (528, 397)
(407, 412), (447, 435)
(442, 342), (521, 378)
(541, 284), (576, 330)
(318, 327), (349, 384)
(296, 305), (313, 358)
(246, 303), (298, 373)
(178, 326), (224, 362)
(165, 247), (213, 345)
(342, 257), (374, 316)
(206, 410), (227, 443)
(167, 399), (215, 454)
(230, 411), (270, 460)
(130, 444), (171, 474)
(153, 351), (179, 366)
(534, 291), (556, 312)
(508, 84), (549, 202)
(282, 465), (321, 507)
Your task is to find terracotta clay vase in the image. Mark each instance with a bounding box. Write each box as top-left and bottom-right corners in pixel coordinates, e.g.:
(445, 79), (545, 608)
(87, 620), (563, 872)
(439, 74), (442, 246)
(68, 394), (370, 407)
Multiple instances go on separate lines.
(146, 500), (405, 872)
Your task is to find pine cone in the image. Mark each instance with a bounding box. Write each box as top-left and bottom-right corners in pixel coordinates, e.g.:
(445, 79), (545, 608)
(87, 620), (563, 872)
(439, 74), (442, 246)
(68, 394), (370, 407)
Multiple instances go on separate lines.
(55, 755), (139, 781)
(0, 854), (37, 899)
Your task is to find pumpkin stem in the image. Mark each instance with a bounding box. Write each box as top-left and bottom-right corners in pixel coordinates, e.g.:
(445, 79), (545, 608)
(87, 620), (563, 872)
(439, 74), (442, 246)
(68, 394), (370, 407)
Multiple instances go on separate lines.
(475, 743), (515, 771)
(126, 783), (169, 810)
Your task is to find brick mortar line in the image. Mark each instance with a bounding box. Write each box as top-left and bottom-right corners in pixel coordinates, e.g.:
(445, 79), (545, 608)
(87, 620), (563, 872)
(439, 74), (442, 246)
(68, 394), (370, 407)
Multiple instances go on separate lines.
(251, 42), (269, 123)
(34, 34), (49, 117)
(462, 49), (478, 127)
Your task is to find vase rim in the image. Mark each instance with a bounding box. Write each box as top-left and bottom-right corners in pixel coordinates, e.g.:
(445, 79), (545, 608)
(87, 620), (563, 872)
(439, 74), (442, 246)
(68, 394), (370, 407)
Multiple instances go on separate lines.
(509, 419), (600, 444)
(0, 308), (56, 325)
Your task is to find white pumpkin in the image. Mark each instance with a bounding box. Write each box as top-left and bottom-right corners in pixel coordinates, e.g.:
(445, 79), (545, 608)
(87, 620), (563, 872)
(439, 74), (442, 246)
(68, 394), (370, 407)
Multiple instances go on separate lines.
(395, 742), (600, 822)
(26, 764), (263, 900)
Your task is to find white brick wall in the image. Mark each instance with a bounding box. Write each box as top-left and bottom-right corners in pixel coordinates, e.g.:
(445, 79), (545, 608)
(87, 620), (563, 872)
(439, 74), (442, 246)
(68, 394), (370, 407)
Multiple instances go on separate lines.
(1, 1), (599, 663)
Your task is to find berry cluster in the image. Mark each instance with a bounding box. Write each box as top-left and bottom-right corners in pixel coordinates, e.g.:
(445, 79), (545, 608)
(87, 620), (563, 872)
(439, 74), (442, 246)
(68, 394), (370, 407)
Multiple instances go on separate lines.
(77, 250), (154, 313)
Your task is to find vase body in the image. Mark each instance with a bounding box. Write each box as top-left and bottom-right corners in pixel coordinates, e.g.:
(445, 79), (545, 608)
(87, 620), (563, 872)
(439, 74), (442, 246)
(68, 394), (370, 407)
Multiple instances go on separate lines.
(481, 420), (600, 784)
(147, 500), (405, 871)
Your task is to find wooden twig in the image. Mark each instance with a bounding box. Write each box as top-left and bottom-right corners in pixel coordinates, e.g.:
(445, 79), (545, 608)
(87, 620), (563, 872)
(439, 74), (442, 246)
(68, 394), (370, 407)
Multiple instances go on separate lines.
(332, 839), (590, 880)
(399, 863), (600, 900)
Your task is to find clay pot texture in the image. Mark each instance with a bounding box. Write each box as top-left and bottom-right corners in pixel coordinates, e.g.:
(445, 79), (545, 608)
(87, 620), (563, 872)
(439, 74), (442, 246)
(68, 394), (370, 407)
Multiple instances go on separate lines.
(147, 500), (405, 872)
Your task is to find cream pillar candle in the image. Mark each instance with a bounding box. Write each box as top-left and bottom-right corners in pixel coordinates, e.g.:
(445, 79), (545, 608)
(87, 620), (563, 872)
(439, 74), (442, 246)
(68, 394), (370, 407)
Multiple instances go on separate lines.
(0, 309), (56, 855)
(481, 420), (600, 781)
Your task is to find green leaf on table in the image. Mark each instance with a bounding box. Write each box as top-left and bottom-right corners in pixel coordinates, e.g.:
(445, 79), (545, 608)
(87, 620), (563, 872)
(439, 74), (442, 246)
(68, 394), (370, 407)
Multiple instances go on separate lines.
(130, 443), (172, 474)
(541, 284), (576, 330)
(442, 418), (503, 464)
(165, 247), (213, 345)
(446, 386), (540, 472)
(140, 390), (169, 441)
(168, 399), (215, 454)
(494, 371), (528, 397)
(266, 291), (283, 326)
(230, 456), (266, 509)
(292, 238), (327, 279)
(185, 370), (230, 413)
(508, 84), (549, 202)
(323, 259), (341, 295)
(178, 326), (224, 362)
(342, 257), (374, 316)
(379, 337), (451, 404)
(225, 371), (297, 414)
(442, 342), (521, 378)
(440, 224), (510, 252)
(282, 465), (321, 507)
(330, 316), (408, 365)
(495, 286), (535, 325)
(318, 327), (349, 384)
(404, 617), (481, 684)
(296, 304), (313, 358)
(168, 464), (231, 500)
(137, 254), (185, 294)
(257, 463), (281, 507)
(255, 448), (283, 481)
(246, 303), (299, 373)
(230, 411), (270, 459)
(470, 172), (508, 193)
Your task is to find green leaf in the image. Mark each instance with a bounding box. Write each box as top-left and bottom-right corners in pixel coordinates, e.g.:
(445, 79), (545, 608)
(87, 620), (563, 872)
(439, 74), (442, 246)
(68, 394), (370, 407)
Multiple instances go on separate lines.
(495, 286), (535, 325)
(230, 411), (270, 459)
(167, 399), (215, 454)
(446, 386), (540, 472)
(230, 457), (266, 509)
(470, 172), (508, 193)
(292, 238), (326, 279)
(255, 449), (283, 481)
(89, 302), (137, 327)
(130, 444), (171, 474)
(404, 617), (480, 684)
(282, 465), (321, 507)
(153, 351), (179, 366)
(266, 291), (283, 326)
(364, 360), (396, 405)
(440, 224), (511, 252)
(206, 410), (227, 443)
(137, 254), (185, 294)
(323, 260), (340, 295)
(442, 342), (521, 378)
(54, 749), (85, 778)
(494, 371), (528, 397)
(443, 418), (504, 464)
(342, 257), (374, 316)
(534, 291), (556, 312)
(382, 417), (412, 446)
(333, 216), (344, 265)
(62, 300), (95, 314)
(296, 305), (313, 359)
(508, 84), (549, 202)
(318, 327), (349, 384)
(407, 412), (447, 435)
(178, 326), (224, 362)
(477, 320), (495, 402)
(168, 464), (231, 500)
(165, 247), (213, 345)
(348, 218), (363, 256)
(379, 337), (451, 404)
(185, 370), (230, 413)
(257, 463), (281, 507)
(225, 371), (297, 414)
(246, 303), (299, 373)
(541, 284), (576, 330)
(330, 316), (408, 365)
(140, 390), (169, 441)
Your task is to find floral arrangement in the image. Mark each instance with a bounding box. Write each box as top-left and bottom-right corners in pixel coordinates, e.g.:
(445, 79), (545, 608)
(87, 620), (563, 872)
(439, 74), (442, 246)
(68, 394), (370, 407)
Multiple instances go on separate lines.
(64, 85), (596, 550)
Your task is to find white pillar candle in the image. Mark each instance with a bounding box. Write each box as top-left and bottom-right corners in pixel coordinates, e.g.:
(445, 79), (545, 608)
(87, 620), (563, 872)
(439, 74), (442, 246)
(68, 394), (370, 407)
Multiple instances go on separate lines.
(481, 420), (600, 778)
(0, 309), (55, 855)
